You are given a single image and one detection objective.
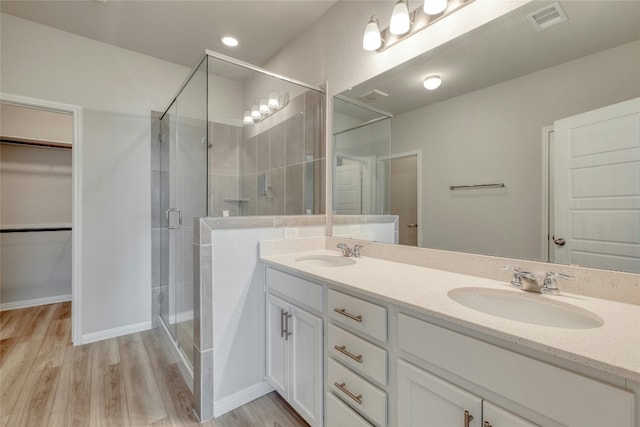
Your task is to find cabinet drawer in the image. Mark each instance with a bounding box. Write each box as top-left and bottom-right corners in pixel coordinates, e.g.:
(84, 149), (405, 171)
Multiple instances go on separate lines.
(328, 290), (387, 342)
(326, 392), (373, 427)
(266, 268), (323, 312)
(328, 324), (387, 386)
(398, 314), (635, 427)
(328, 358), (387, 427)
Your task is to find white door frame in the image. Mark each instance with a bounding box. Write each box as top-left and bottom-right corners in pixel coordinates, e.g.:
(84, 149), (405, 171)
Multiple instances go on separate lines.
(1, 93), (83, 345)
(383, 150), (423, 247)
(541, 125), (553, 263)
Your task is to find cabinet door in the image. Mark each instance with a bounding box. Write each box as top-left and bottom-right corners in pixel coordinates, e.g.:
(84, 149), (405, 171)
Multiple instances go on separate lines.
(483, 401), (538, 427)
(398, 360), (482, 427)
(266, 293), (289, 397)
(289, 306), (323, 427)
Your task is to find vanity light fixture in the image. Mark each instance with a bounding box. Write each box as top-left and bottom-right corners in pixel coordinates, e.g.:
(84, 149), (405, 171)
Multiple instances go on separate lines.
(259, 98), (270, 114)
(363, 16), (383, 51)
(267, 91), (280, 109)
(424, 0), (448, 15)
(423, 75), (442, 90)
(390, 0), (411, 35)
(243, 91), (289, 126)
(363, 0), (474, 52)
(221, 36), (239, 47)
(251, 105), (261, 120)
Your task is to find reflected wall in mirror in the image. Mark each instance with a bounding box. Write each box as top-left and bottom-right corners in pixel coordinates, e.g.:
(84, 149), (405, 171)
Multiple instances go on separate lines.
(332, 1), (640, 273)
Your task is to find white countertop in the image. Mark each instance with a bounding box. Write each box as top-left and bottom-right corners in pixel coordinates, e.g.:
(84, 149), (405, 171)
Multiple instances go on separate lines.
(261, 249), (640, 382)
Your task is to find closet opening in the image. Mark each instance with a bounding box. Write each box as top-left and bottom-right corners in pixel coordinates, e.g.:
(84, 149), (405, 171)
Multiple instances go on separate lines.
(0, 96), (83, 345)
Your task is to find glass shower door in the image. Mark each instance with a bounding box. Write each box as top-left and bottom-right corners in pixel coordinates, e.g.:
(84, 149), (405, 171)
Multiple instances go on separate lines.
(160, 58), (208, 367)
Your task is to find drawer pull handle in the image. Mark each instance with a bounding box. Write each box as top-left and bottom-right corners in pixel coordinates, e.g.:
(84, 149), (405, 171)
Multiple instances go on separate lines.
(464, 410), (474, 427)
(334, 382), (363, 405)
(334, 308), (362, 323)
(334, 345), (363, 363)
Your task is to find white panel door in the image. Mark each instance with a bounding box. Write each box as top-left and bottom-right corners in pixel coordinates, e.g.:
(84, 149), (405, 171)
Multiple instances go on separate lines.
(553, 97), (640, 272)
(289, 306), (323, 427)
(265, 294), (289, 397)
(335, 162), (362, 214)
(397, 359), (482, 427)
(483, 401), (537, 427)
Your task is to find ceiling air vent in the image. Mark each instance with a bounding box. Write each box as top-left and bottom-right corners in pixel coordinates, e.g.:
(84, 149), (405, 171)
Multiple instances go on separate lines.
(358, 89), (389, 103)
(527, 2), (568, 31)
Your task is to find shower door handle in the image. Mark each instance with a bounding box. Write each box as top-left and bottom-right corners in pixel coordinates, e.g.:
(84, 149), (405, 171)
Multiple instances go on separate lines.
(166, 208), (182, 230)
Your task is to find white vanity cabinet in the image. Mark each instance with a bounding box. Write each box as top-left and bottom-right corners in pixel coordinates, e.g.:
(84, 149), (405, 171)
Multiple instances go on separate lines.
(397, 313), (635, 427)
(265, 269), (323, 427)
(398, 359), (535, 427)
(327, 289), (389, 427)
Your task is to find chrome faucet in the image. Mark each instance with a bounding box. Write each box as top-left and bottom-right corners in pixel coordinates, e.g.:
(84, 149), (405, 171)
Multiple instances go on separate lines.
(337, 243), (364, 258)
(502, 266), (573, 294)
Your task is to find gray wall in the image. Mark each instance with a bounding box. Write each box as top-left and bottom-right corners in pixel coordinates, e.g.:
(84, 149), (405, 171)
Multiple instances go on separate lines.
(391, 40), (640, 261)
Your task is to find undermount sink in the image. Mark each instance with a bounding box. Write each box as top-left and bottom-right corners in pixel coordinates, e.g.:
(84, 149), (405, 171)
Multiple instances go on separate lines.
(448, 287), (604, 329)
(295, 254), (356, 267)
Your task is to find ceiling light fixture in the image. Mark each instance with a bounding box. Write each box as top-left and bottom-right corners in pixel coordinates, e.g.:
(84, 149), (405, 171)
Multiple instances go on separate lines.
(423, 75), (442, 90)
(424, 0), (448, 15)
(363, 0), (474, 52)
(390, 0), (411, 35)
(221, 36), (239, 47)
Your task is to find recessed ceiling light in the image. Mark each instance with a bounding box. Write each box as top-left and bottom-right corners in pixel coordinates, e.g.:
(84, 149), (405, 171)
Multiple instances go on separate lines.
(423, 75), (442, 90)
(221, 36), (239, 47)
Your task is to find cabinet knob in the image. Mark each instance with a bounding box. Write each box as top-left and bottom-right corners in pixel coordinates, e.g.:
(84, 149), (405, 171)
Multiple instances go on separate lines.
(484, 422), (492, 427)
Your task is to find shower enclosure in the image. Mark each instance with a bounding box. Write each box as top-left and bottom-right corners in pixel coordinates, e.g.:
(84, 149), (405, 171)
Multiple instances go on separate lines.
(153, 51), (325, 381)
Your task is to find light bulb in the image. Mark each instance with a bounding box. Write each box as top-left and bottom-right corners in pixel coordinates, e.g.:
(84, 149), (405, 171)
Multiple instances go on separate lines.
(259, 99), (270, 114)
(267, 92), (280, 109)
(362, 16), (382, 51)
(423, 75), (442, 90)
(390, 0), (410, 35)
(423, 0), (448, 15)
(243, 111), (254, 125)
(251, 105), (261, 120)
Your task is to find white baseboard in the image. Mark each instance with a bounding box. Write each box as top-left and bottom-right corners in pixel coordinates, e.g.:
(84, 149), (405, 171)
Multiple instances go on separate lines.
(81, 321), (151, 345)
(0, 294), (71, 311)
(213, 381), (274, 418)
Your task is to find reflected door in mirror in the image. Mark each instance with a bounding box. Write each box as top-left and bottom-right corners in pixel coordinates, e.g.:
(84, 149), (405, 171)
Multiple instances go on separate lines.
(391, 155), (419, 246)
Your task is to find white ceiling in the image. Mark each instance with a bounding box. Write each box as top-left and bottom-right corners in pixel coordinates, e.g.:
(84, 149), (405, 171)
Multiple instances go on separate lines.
(339, 1), (640, 116)
(0, 0), (338, 68)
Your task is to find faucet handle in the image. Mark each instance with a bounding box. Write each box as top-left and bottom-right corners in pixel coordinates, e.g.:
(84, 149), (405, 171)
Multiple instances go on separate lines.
(542, 271), (574, 294)
(337, 243), (351, 257)
(501, 266), (523, 287)
(353, 244), (364, 257)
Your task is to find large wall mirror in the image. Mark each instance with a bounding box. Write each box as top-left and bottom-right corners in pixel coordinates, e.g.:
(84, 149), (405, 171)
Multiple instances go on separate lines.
(332, 1), (640, 273)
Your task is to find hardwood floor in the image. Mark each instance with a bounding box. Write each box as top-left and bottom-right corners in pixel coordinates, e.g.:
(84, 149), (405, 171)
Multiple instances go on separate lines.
(0, 302), (309, 427)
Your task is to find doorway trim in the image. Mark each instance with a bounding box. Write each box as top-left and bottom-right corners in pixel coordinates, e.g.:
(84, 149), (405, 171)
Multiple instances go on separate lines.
(383, 150), (423, 247)
(541, 125), (553, 263)
(1, 92), (84, 345)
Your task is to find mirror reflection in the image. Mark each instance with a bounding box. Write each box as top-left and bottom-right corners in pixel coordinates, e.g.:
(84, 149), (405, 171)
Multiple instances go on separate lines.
(333, 1), (640, 273)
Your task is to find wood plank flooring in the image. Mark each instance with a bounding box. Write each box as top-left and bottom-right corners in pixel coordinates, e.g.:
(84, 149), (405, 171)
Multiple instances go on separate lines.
(0, 302), (309, 427)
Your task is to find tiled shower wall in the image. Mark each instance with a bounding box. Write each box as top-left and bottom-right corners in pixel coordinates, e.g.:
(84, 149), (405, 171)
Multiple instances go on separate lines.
(208, 90), (326, 217)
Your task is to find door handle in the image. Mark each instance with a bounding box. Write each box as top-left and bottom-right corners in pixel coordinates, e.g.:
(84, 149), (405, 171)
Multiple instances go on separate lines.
(554, 237), (566, 246)
(407, 223), (418, 228)
(166, 208), (182, 230)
